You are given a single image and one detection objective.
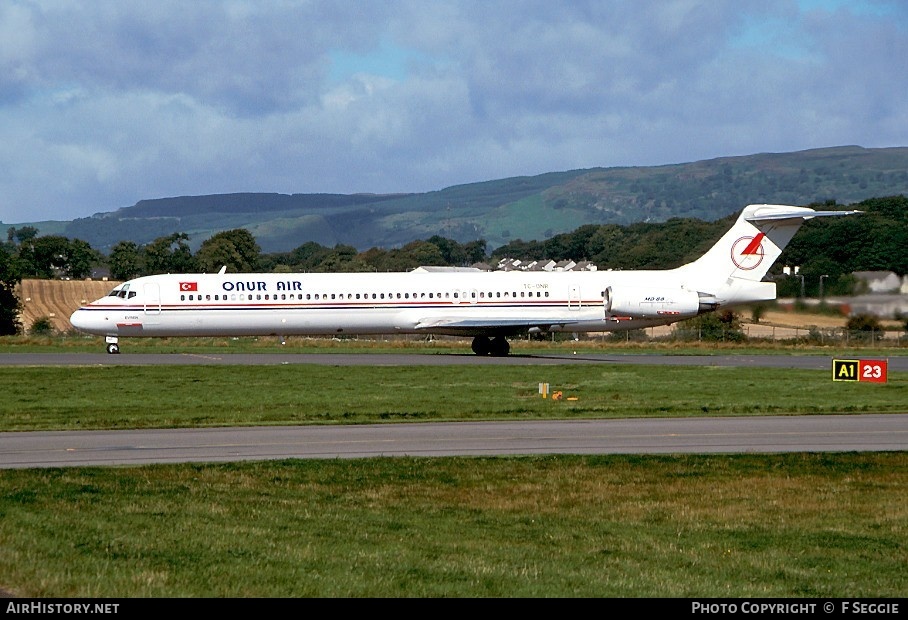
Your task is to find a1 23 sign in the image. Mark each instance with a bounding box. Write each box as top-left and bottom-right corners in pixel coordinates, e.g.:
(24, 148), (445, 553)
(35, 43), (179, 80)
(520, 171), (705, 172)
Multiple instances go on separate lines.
(832, 359), (888, 383)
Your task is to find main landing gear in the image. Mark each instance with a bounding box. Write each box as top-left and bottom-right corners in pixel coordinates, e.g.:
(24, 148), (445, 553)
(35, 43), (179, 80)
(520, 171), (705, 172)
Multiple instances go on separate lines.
(105, 337), (120, 354)
(471, 336), (510, 357)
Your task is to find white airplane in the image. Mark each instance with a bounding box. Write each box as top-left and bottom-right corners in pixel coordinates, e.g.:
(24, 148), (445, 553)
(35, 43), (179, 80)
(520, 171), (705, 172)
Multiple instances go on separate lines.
(70, 204), (859, 355)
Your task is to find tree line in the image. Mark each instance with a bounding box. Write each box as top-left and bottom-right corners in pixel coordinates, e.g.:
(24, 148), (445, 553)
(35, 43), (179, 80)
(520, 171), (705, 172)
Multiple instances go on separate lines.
(1, 195), (905, 335)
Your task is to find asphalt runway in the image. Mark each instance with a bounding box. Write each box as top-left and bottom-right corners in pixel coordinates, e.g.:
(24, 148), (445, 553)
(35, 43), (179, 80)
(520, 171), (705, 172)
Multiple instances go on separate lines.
(1, 352), (905, 468)
(2, 414), (906, 469)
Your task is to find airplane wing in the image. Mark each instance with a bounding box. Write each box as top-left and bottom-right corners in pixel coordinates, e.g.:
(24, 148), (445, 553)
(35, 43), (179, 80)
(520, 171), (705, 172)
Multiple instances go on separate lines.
(414, 316), (585, 336)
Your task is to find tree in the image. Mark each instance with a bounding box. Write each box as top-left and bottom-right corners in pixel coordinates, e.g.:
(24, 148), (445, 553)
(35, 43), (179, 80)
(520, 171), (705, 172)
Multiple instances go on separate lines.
(463, 239), (488, 265)
(195, 229), (261, 273)
(108, 241), (144, 281)
(29, 316), (55, 335)
(66, 239), (100, 279)
(18, 235), (71, 278)
(399, 240), (445, 267)
(426, 235), (468, 266)
(144, 233), (196, 274)
(845, 313), (883, 343)
(0, 244), (22, 335)
(678, 310), (745, 342)
(316, 245), (363, 272)
(12, 226), (38, 244)
(290, 241), (332, 271)
(16, 235), (99, 279)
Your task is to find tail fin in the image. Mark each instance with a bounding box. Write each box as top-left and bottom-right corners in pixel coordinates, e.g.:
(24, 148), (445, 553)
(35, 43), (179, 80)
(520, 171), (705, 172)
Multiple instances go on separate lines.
(676, 204), (860, 305)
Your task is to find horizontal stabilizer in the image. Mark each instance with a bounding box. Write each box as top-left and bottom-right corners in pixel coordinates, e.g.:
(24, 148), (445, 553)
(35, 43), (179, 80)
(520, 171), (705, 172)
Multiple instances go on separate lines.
(744, 205), (862, 222)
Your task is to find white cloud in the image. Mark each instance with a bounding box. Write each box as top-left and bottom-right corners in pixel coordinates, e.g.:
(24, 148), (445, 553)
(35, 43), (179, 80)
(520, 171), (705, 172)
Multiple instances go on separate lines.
(1, 0), (905, 223)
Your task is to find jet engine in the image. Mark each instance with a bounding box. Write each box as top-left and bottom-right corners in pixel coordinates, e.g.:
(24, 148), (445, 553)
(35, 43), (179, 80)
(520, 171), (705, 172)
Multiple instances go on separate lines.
(604, 286), (717, 319)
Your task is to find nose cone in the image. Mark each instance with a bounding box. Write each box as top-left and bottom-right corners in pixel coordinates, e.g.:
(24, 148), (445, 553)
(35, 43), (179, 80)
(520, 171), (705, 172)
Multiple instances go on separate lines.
(70, 308), (102, 334)
(69, 308), (88, 331)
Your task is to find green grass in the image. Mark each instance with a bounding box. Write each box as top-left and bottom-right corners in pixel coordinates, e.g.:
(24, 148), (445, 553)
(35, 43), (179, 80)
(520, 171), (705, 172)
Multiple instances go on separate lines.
(1, 453), (906, 597)
(1, 341), (905, 597)
(1, 364), (905, 431)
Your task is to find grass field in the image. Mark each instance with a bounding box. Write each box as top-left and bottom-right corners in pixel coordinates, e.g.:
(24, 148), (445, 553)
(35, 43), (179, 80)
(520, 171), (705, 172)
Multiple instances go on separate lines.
(0, 338), (906, 598)
(2, 453), (905, 597)
(0, 363), (906, 431)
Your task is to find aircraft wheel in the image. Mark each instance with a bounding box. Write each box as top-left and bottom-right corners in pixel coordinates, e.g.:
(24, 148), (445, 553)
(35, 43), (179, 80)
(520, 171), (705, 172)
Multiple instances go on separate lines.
(489, 337), (510, 357)
(106, 343), (120, 354)
(471, 336), (491, 356)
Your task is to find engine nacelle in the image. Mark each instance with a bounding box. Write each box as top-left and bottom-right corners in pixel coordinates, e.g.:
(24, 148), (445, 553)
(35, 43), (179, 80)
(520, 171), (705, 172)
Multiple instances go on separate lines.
(604, 286), (716, 319)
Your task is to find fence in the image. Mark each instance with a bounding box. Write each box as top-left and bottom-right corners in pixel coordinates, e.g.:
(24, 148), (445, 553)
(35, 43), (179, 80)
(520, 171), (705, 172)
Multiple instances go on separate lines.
(644, 325), (907, 346)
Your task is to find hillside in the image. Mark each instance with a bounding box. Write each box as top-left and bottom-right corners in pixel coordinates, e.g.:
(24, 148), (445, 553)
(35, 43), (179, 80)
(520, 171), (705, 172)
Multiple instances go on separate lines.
(9, 145), (908, 254)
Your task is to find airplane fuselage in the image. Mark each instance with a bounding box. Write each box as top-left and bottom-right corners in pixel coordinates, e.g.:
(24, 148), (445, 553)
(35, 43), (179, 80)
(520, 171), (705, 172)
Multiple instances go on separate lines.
(71, 269), (700, 341)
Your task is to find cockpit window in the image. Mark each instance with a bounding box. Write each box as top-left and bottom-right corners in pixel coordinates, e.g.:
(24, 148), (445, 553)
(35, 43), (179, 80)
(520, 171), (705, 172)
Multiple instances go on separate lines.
(107, 283), (134, 299)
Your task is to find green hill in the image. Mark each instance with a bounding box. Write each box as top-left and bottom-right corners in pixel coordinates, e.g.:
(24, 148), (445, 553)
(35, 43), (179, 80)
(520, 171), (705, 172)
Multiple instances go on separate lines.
(11, 145), (908, 253)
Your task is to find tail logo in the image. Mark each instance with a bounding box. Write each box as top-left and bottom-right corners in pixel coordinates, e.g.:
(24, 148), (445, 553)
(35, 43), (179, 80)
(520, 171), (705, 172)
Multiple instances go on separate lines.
(730, 233), (765, 270)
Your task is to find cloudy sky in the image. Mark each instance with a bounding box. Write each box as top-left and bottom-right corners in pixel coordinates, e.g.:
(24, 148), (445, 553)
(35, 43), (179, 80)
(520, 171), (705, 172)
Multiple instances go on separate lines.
(1, 0), (906, 224)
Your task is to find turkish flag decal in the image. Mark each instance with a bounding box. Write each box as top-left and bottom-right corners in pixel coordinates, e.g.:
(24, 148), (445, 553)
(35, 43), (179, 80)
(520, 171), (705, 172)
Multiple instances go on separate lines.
(179, 282), (198, 291)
